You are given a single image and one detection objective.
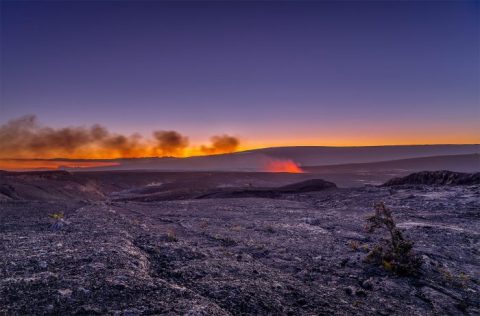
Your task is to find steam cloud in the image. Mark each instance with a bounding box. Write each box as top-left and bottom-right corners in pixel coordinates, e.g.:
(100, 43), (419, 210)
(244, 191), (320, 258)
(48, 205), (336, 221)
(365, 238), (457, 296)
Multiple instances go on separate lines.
(200, 135), (240, 155)
(0, 115), (240, 159)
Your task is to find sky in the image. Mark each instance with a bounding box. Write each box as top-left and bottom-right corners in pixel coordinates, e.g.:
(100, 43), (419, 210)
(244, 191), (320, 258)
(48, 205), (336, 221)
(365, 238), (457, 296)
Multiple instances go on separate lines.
(0, 0), (479, 159)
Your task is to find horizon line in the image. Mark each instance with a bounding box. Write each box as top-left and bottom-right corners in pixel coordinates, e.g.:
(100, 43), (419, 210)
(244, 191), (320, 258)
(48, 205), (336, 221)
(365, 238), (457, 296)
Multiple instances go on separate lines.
(1, 143), (478, 162)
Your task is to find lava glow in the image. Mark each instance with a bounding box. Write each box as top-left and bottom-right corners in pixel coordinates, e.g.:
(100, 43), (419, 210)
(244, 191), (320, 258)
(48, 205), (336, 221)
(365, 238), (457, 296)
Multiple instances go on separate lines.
(265, 160), (304, 173)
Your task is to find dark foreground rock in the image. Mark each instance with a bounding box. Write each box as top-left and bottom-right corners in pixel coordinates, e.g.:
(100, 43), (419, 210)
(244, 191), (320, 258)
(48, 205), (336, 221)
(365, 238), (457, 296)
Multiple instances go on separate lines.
(383, 170), (480, 186)
(277, 178), (337, 192)
(0, 172), (479, 315)
(196, 179), (337, 199)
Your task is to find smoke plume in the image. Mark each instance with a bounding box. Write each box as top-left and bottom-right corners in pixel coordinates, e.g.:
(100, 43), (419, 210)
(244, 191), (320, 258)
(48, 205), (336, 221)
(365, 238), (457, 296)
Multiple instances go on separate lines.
(153, 130), (189, 156)
(0, 115), (131, 158)
(0, 115), (239, 159)
(200, 134), (240, 155)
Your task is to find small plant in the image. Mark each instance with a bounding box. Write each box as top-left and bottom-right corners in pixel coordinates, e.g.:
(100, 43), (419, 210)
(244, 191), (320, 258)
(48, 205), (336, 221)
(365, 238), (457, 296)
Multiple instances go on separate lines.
(199, 221), (209, 230)
(458, 273), (471, 288)
(352, 300), (363, 307)
(265, 225), (275, 233)
(231, 225), (242, 232)
(348, 240), (360, 251)
(361, 244), (370, 252)
(132, 219), (140, 225)
(49, 213), (64, 220)
(212, 234), (236, 246)
(364, 202), (422, 276)
(382, 260), (393, 271)
(166, 228), (177, 242)
(439, 267), (453, 282)
(49, 212), (65, 230)
(439, 267), (470, 288)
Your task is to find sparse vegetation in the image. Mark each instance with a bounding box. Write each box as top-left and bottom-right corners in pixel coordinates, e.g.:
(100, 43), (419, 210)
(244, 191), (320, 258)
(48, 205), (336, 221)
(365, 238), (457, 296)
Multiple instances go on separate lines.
(360, 244), (370, 252)
(166, 228), (177, 242)
(231, 225), (242, 232)
(348, 240), (360, 251)
(132, 219), (140, 225)
(199, 220), (209, 230)
(2, 169), (478, 314)
(49, 212), (65, 230)
(265, 225), (275, 233)
(439, 267), (471, 288)
(212, 234), (236, 246)
(49, 212), (64, 220)
(364, 202), (422, 275)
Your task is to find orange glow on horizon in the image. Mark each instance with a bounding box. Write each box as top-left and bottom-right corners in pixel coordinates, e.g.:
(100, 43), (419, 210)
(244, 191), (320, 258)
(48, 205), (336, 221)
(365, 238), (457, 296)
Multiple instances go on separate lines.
(2, 114), (478, 163)
(3, 139), (478, 160)
(1, 130), (478, 171)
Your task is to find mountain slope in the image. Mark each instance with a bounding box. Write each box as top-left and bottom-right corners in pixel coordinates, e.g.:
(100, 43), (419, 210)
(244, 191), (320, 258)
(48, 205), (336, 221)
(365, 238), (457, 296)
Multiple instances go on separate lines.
(85, 144), (479, 171)
(304, 154), (480, 174)
(1, 144), (478, 172)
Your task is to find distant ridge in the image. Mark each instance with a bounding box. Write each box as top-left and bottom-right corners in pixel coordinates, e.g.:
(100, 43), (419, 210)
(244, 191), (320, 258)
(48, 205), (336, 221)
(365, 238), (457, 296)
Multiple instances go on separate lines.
(76, 144), (479, 171)
(240, 144), (479, 165)
(304, 154), (480, 174)
(1, 144), (478, 172)
(383, 170), (480, 186)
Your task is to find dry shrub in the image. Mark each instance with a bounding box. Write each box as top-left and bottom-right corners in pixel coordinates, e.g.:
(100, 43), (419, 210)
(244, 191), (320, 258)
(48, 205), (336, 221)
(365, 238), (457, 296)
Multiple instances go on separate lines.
(49, 212), (65, 230)
(166, 228), (177, 242)
(364, 202), (422, 276)
(348, 240), (360, 251)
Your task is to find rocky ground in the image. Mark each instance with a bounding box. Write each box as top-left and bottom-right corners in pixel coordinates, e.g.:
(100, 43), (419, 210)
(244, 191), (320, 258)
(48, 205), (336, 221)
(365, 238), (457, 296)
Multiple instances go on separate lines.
(0, 171), (479, 315)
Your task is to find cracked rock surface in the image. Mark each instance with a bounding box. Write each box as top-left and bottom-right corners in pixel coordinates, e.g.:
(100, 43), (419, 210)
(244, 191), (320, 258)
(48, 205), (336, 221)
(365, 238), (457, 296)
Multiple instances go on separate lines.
(0, 171), (479, 315)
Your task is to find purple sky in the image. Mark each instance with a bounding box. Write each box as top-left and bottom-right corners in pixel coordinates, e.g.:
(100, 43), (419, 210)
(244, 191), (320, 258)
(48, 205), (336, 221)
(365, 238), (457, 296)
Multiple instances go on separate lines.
(1, 1), (478, 147)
